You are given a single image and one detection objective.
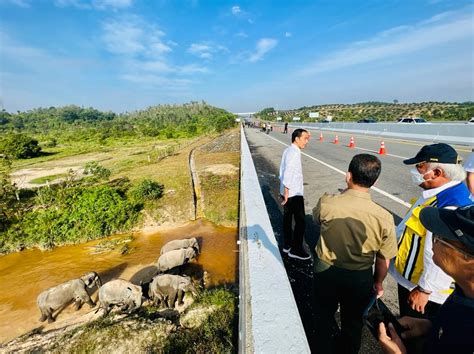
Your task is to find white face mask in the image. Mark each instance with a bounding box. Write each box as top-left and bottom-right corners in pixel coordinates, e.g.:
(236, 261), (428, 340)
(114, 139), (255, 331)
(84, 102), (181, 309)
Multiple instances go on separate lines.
(410, 168), (434, 185)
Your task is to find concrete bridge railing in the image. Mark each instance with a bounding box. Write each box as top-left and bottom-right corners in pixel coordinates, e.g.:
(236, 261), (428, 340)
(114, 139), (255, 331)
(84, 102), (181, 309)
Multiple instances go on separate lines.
(287, 122), (474, 145)
(239, 126), (310, 353)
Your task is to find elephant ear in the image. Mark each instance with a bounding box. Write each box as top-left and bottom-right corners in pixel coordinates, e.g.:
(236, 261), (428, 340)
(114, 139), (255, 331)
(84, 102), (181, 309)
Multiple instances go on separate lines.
(121, 287), (133, 299)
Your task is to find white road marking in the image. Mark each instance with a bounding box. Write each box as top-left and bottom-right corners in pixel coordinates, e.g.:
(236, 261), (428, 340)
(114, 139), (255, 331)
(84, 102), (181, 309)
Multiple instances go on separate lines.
(352, 146), (408, 159)
(264, 133), (411, 208)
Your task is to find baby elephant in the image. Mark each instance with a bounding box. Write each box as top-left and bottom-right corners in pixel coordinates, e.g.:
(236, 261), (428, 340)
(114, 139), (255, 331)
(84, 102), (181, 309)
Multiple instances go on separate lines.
(149, 274), (197, 308)
(156, 247), (197, 273)
(37, 271), (102, 323)
(160, 237), (200, 255)
(98, 279), (143, 316)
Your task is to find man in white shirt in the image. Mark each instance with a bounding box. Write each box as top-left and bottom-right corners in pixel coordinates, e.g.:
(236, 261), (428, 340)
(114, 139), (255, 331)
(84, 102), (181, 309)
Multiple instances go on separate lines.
(389, 143), (471, 318)
(279, 128), (311, 260)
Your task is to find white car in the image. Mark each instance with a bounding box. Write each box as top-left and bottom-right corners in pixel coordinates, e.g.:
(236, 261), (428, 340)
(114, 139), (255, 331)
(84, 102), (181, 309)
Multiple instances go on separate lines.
(397, 117), (429, 124)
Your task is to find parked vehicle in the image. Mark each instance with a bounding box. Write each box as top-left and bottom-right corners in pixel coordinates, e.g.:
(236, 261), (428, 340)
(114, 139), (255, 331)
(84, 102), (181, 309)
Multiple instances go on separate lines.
(397, 117), (429, 124)
(467, 117), (474, 124)
(357, 118), (378, 123)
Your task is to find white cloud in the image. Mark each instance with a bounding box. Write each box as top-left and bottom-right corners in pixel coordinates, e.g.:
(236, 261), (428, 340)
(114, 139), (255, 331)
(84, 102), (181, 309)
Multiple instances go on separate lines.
(54, 0), (134, 10)
(299, 9), (473, 75)
(102, 16), (170, 57)
(187, 42), (228, 59)
(285, 32), (292, 38)
(248, 38), (278, 62)
(235, 31), (248, 38)
(231, 5), (241, 15)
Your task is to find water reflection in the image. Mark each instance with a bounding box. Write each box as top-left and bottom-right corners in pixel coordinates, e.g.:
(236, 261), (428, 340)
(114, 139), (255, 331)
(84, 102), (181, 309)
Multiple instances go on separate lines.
(0, 219), (237, 343)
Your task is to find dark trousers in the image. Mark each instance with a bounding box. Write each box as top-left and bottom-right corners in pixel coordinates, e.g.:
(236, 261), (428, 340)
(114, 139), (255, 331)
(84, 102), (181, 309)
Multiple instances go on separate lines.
(398, 284), (441, 319)
(282, 195), (306, 251)
(312, 265), (374, 354)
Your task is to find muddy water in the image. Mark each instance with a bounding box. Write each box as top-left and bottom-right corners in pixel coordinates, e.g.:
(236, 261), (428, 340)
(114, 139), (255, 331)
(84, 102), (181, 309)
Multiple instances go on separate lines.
(0, 219), (237, 344)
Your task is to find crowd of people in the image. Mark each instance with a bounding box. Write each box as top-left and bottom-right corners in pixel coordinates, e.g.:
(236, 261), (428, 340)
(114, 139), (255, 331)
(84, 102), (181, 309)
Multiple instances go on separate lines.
(278, 128), (473, 354)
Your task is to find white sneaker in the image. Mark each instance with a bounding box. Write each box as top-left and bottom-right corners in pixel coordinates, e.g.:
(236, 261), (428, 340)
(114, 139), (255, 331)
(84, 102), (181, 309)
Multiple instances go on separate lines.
(288, 250), (311, 260)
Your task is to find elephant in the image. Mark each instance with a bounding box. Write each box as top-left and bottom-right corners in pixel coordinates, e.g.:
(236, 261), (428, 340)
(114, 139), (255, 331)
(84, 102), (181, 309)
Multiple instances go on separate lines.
(156, 247), (197, 273)
(37, 271), (102, 323)
(160, 237), (200, 255)
(149, 274), (198, 308)
(98, 279), (143, 315)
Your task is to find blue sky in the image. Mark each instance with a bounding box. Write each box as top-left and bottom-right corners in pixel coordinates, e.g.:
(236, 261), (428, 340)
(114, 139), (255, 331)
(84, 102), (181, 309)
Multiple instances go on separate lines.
(1, 0), (473, 113)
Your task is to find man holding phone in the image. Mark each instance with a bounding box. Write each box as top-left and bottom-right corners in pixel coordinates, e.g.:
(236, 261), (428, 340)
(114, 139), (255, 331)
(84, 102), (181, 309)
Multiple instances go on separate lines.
(379, 205), (474, 354)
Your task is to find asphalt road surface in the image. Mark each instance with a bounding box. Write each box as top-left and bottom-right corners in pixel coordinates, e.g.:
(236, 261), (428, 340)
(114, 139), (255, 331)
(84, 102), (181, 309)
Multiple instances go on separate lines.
(244, 126), (472, 353)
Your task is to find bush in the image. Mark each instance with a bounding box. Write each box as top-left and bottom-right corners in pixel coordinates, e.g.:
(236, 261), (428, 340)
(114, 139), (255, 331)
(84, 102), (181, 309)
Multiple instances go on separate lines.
(0, 134), (42, 159)
(128, 179), (164, 202)
(13, 185), (139, 249)
(83, 161), (111, 182)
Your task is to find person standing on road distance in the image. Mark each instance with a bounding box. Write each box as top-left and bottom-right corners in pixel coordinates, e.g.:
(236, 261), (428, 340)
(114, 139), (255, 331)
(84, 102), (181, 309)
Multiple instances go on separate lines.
(311, 154), (398, 354)
(284, 122), (288, 134)
(279, 128), (311, 260)
(379, 205), (474, 354)
(389, 143), (472, 319)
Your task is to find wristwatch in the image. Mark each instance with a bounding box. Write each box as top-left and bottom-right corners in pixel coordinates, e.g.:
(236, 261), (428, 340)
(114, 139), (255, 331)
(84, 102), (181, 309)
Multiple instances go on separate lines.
(416, 285), (432, 295)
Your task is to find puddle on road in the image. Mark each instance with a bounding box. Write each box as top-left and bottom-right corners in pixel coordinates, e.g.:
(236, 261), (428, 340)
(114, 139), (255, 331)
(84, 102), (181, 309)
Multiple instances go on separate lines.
(0, 219), (237, 343)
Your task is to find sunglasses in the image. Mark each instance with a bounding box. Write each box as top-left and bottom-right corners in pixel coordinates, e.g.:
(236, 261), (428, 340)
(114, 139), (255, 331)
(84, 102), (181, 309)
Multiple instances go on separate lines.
(433, 235), (474, 259)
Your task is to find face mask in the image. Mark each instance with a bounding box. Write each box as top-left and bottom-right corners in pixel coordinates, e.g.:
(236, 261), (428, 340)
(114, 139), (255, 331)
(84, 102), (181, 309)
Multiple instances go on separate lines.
(410, 168), (433, 185)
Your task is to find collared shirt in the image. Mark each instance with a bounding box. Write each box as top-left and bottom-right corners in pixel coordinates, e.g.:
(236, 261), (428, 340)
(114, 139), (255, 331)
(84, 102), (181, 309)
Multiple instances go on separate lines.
(279, 144), (304, 197)
(312, 189), (397, 271)
(389, 180), (471, 304)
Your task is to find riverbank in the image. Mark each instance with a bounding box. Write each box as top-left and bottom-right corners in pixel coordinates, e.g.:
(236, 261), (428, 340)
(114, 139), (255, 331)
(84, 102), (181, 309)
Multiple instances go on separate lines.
(0, 129), (240, 350)
(1, 128), (240, 254)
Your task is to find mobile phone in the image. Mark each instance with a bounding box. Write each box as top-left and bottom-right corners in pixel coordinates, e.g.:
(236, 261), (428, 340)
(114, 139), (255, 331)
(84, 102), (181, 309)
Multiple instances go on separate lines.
(363, 296), (405, 339)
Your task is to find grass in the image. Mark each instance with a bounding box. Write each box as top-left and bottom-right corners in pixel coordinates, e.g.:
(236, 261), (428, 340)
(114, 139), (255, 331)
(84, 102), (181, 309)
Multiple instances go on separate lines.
(195, 149), (240, 227)
(29, 173), (69, 184)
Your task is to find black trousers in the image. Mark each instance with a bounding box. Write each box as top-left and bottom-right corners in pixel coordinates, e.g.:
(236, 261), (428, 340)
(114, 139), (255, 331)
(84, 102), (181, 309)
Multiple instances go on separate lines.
(398, 284), (441, 319)
(312, 264), (373, 354)
(282, 195), (306, 251)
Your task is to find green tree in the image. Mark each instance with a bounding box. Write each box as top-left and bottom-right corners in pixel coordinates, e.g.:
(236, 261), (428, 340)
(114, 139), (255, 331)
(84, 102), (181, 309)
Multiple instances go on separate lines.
(0, 134), (42, 159)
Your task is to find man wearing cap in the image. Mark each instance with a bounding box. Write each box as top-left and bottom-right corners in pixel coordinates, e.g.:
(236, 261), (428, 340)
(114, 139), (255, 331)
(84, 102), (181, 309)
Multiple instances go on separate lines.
(389, 143), (471, 318)
(379, 204), (474, 354)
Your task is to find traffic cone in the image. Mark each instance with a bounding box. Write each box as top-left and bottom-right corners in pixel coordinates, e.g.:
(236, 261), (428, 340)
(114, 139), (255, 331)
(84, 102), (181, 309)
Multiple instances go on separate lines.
(333, 135), (339, 144)
(379, 141), (386, 155)
(348, 136), (355, 148)
(319, 132), (324, 141)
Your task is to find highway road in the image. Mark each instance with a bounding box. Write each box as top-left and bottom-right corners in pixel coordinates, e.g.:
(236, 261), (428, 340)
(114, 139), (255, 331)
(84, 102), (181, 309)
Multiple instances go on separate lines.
(244, 126), (472, 353)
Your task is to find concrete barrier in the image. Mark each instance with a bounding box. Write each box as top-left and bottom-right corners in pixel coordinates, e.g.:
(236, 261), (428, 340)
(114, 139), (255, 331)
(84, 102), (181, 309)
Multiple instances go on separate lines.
(288, 122), (474, 145)
(239, 126), (310, 353)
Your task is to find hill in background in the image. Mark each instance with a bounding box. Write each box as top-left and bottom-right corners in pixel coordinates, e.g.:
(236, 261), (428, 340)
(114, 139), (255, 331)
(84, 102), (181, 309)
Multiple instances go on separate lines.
(256, 101), (474, 122)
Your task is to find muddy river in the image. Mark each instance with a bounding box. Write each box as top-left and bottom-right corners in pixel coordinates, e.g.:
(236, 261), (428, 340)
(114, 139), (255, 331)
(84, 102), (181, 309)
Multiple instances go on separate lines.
(0, 220), (238, 343)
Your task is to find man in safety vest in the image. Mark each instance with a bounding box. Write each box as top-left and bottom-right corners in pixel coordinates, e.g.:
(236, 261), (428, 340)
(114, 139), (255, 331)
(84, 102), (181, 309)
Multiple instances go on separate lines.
(389, 143), (472, 318)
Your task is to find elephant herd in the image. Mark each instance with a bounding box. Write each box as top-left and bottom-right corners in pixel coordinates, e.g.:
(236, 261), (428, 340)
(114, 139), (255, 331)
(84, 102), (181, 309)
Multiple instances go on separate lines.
(37, 237), (200, 323)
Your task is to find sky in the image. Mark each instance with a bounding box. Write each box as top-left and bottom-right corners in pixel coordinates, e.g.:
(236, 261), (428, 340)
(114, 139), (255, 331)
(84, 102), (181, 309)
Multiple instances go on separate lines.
(0, 0), (473, 113)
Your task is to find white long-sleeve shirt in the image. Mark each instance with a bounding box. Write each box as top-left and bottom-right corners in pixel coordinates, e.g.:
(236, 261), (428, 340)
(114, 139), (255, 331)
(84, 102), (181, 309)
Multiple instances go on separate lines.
(279, 144), (304, 197)
(389, 181), (461, 304)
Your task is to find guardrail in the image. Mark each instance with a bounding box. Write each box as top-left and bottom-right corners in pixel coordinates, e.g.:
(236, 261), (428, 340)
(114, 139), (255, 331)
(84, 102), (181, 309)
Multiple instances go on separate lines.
(239, 126), (310, 353)
(288, 122), (474, 145)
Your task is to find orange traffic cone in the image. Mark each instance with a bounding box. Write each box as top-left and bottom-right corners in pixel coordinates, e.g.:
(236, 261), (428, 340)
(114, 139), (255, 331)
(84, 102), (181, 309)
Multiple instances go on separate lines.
(379, 141), (386, 155)
(319, 132), (324, 141)
(333, 135), (339, 144)
(348, 136), (355, 148)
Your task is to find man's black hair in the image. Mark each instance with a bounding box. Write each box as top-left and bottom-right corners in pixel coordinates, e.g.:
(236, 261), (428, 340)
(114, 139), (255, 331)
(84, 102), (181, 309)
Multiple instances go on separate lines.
(291, 128), (308, 143)
(348, 154), (381, 188)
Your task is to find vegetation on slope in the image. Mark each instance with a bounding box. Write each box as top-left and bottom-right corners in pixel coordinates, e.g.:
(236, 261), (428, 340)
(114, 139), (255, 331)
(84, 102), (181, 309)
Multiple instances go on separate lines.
(256, 101), (474, 122)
